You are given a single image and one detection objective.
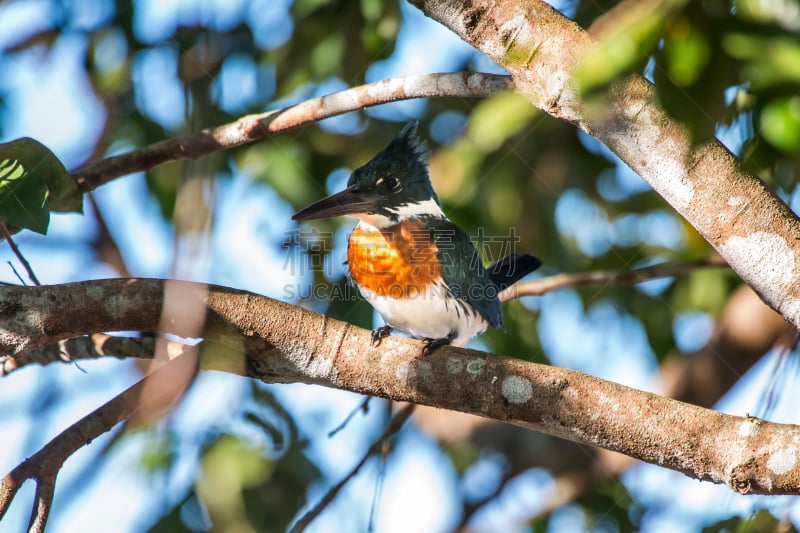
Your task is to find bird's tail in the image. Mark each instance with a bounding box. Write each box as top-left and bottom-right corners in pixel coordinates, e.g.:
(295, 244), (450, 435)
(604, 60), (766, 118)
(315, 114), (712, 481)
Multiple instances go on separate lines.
(488, 253), (542, 291)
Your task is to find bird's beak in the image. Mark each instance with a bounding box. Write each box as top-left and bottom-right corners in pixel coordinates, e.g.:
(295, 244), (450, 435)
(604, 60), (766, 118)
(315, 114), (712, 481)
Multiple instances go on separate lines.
(292, 186), (380, 221)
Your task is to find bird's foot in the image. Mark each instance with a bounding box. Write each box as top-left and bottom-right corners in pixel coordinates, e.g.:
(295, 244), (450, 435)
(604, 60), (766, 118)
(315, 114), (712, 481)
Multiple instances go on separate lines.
(371, 325), (393, 347)
(421, 336), (453, 355)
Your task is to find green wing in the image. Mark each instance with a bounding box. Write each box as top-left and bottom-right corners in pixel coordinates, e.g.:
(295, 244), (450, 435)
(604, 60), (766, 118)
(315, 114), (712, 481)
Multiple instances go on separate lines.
(422, 216), (504, 329)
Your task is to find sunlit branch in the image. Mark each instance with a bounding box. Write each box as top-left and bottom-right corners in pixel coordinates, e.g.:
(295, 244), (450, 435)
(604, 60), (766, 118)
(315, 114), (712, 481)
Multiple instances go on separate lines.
(409, 0), (800, 333)
(2, 278), (800, 497)
(500, 255), (727, 301)
(28, 475), (54, 533)
(0, 257), (729, 375)
(71, 73), (511, 192)
(289, 404), (415, 533)
(491, 282), (789, 527)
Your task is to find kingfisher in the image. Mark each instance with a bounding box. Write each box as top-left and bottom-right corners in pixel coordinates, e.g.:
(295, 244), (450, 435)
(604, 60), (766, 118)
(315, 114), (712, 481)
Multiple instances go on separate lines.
(292, 122), (541, 353)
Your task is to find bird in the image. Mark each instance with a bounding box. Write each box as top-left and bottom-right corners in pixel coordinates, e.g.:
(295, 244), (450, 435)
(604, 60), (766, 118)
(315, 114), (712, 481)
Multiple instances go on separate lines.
(292, 122), (541, 353)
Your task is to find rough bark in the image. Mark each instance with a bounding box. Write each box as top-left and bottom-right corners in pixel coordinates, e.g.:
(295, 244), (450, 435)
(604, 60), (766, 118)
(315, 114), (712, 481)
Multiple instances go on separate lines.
(408, 0), (800, 330)
(2, 278), (800, 496)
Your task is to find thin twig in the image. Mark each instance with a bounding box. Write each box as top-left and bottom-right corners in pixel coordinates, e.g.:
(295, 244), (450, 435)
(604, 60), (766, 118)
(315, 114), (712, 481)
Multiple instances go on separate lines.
(456, 472), (517, 532)
(0, 223), (40, 285)
(500, 255), (727, 301)
(289, 404), (416, 533)
(72, 73), (511, 192)
(328, 396), (372, 438)
(7, 261), (25, 285)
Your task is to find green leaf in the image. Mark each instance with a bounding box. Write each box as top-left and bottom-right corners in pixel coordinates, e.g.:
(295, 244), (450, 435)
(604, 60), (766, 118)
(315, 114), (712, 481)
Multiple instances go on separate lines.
(0, 158), (51, 234)
(0, 137), (82, 214)
(310, 33), (345, 77)
(663, 18), (710, 87)
(467, 90), (538, 152)
(760, 96), (800, 153)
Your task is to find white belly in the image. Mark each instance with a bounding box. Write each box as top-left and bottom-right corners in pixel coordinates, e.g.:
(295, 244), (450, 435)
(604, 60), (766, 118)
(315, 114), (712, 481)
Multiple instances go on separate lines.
(358, 281), (488, 345)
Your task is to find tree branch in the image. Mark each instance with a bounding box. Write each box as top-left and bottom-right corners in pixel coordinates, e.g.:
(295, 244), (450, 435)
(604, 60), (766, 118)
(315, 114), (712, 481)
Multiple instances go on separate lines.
(1, 257), (722, 371)
(1, 223), (40, 286)
(500, 255), (727, 300)
(0, 351), (196, 526)
(0, 334), (156, 376)
(28, 475), (54, 533)
(407, 0), (800, 331)
(2, 278), (799, 495)
(71, 73), (511, 191)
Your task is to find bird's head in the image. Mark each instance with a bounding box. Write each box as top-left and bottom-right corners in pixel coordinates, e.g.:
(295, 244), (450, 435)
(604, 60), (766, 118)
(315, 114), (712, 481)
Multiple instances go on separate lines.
(292, 122), (443, 227)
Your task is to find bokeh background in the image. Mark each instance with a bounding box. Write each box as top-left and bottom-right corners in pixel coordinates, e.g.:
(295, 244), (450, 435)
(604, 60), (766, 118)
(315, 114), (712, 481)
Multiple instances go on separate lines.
(2, 0), (800, 531)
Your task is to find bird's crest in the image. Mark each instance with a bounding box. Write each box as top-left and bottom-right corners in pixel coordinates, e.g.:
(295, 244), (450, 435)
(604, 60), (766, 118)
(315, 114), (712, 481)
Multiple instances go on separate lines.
(344, 121), (441, 224)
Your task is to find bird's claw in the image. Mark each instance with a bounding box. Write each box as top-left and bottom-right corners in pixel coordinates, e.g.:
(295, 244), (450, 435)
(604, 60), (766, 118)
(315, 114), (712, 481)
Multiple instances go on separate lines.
(371, 326), (393, 347)
(421, 337), (451, 355)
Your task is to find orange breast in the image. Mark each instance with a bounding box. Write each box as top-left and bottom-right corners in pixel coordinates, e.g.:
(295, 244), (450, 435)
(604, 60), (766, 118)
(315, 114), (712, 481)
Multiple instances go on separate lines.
(347, 219), (441, 298)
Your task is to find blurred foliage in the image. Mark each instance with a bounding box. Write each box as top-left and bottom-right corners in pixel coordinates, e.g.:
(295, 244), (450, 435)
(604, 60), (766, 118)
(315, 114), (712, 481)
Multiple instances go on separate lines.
(573, 477), (637, 532)
(1, 0), (799, 530)
(579, 0), (800, 159)
(702, 509), (799, 533)
(146, 385), (321, 532)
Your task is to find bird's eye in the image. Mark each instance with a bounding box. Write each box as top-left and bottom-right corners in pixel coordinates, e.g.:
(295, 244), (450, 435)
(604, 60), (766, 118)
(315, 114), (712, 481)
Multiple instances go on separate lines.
(384, 177), (401, 192)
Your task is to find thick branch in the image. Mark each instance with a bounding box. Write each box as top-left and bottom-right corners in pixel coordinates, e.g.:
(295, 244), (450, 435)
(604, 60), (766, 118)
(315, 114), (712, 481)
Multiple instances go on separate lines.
(71, 73), (510, 191)
(408, 0), (800, 331)
(0, 258), (720, 371)
(432, 282), (790, 526)
(2, 279), (799, 495)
